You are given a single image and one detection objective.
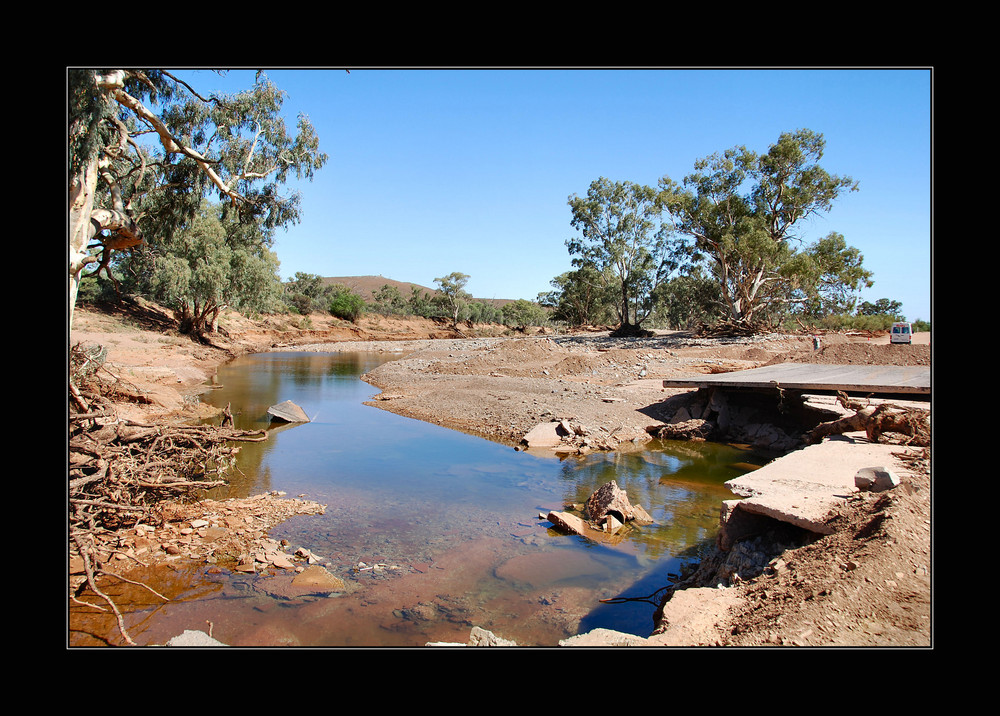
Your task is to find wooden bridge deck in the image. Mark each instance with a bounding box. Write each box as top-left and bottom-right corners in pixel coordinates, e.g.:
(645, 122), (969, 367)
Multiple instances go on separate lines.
(662, 363), (930, 396)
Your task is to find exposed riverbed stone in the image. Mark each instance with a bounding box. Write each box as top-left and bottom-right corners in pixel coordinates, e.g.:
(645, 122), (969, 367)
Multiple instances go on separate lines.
(586, 480), (638, 523)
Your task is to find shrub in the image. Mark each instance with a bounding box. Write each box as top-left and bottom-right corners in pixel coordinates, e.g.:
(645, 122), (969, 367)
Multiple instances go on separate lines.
(288, 293), (314, 315)
(328, 289), (366, 322)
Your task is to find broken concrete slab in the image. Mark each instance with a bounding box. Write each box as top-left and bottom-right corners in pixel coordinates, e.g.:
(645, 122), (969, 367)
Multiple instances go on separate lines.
(586, 480), (638, 523)
(719, 433), (914, 549)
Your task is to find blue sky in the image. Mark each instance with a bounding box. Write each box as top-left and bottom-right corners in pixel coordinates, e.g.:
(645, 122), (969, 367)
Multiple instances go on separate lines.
(170, 68), (932, 322)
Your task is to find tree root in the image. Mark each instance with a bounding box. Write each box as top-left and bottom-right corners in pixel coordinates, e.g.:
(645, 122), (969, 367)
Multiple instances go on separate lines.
(69, 341), (268, 645)
(804, 392), (930, 446)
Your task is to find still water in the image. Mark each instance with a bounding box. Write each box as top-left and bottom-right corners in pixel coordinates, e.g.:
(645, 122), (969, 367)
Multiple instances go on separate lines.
(93, 351), (763, 647)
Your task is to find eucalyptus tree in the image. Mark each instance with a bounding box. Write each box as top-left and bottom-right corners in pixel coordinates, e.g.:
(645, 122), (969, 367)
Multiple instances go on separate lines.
(657, 129), (862, 329)
(148, 202), (282, 335)
(651, 267), (725, 330)
(434, 272), (471, 326)
(501, 299), (548, 331)
(68, 68), (328, 328)
(566, 178), (675, 334)
(539, 265), (616, 327)
(785, 231), (873, 318)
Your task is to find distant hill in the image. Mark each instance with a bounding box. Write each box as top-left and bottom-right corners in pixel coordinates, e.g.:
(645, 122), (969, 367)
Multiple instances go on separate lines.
(321, 275), (513, 306)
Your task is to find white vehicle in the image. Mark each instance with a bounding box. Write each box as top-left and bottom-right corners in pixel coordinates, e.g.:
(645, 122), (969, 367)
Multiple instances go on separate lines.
(890, 322), (912, 344)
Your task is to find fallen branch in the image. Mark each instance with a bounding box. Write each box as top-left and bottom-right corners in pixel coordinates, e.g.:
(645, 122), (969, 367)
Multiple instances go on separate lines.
(72, 532), (137, 646)
(804, 396), (929, 446)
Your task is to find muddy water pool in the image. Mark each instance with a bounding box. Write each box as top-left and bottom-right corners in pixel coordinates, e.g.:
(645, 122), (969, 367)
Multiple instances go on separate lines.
(76, 351), (764, 647)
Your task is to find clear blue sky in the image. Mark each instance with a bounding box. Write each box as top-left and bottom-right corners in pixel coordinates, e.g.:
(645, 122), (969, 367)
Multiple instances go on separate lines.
(170, 67), (932, 322)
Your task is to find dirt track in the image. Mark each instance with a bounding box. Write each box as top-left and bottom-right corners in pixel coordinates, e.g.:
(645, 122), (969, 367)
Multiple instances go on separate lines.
(69, 303), (932, 647)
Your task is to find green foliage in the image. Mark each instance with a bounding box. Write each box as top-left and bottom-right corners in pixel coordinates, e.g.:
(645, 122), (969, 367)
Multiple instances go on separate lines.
(69, 69), (328, 328)
(857, 298), (903, 319)
(566, 178), (675, 329)
(283, 272), (334, 314)
(407, 286), (440, 318)
(539, 265), (616, 327)
(327, 284), (366, 322)
(785, 232), (873, 316)
(288, 293), (314, 315)
(658, 129), (861, 327)
(144, 202), (282, 333)
(465, 301), (504, 324)
(501, 299), (548, 330)
(651, 268), (725, 330)
(75, 275), (120, 305)
(371, 284), (408, 316)
(812, 313), (897, 332)
(911, 319), (930, 332)
(434, 272), (471, 325)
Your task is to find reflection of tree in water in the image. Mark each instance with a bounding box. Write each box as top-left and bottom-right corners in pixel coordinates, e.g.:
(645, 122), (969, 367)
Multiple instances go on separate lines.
(557, 441), (764, 561)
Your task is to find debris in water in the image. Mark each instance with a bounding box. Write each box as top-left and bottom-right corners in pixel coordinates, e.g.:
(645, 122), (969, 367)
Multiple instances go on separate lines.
(267, 400), (310, 423)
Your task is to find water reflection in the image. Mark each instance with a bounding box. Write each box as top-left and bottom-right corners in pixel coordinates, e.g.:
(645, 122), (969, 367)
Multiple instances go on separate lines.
(176, 352), (764, 645)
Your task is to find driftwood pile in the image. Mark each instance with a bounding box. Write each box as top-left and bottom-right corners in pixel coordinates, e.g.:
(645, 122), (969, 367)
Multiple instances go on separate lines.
(692, 319), (770, 338)
(69, 342), (267, 644)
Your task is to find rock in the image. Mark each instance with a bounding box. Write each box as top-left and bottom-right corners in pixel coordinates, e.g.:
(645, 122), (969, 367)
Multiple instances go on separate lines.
(468, 626), (517, 646)
(267, 400), (310, 423)
(521, 420), (574, 448)
(426, 626), (518, 647)
(559, 628), (649, 647)
(521, 422), (563, 447)
(586, 480), (636, 523)
(269, 552), (296, 569)
(855, 466), (900, 492)
(547, 510), (591, 537)
(165, 629), (227, 647)
(604, 514), (623, 534)
(631, 504), (655, 525)
(291, 565), (347, 592)
(653, 418), (714, 440)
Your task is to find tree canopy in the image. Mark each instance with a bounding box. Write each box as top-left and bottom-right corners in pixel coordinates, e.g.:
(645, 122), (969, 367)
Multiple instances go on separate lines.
(539, 265), (616, 327)
(434, 272), (471, 326)
(566, 178), (675, 334)
(657, 129), (862, 329)
(68, 69), (328, 329)
(146, 202), (282, 334)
